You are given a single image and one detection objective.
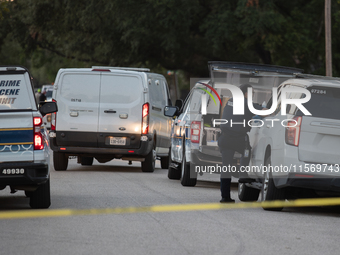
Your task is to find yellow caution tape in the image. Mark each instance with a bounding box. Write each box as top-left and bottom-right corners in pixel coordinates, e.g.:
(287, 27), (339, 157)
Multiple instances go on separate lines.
(1, 197), (340, 220)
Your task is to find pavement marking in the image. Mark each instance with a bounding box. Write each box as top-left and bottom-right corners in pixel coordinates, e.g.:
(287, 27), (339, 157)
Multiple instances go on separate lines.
(1, 197), (340, 219)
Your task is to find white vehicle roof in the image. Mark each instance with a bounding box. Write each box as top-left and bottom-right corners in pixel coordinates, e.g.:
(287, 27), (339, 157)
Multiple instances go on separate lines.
(283, 75), (340, 89)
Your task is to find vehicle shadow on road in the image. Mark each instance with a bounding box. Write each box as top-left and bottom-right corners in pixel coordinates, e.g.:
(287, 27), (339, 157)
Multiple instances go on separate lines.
(0, 193), (31, 210)
(281, 204), (340, 217)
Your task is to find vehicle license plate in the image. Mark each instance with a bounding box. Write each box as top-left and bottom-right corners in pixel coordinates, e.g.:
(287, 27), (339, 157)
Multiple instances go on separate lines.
(1, 168), (25, 175)
(110, 137), (126, 145)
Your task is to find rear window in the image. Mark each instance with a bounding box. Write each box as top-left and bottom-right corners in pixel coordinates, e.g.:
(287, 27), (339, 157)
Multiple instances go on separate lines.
(46, 90), (53, 98)
(296, 86), (340, 120)
(0, 74), (33, 111)
(101, 75), (142, 104)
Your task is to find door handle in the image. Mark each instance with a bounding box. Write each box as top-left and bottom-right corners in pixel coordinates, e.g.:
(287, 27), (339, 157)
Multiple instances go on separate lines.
(152, 105), (162, 112)
(70, 111), (78, 117)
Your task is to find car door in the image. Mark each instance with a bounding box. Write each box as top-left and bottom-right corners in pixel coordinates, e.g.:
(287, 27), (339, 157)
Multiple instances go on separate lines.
(55, 72), (100, 147)
(148, 77), (171, 154)
(97, 72), (144, 148)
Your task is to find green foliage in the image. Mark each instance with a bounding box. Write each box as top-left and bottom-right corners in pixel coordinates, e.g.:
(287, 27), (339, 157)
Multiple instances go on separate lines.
(1, 0), (340, 85)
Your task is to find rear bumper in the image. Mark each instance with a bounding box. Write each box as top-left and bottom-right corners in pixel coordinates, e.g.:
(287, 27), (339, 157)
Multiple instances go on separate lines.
(191, 149), (241, 166)
(277, 173), (340, 192)
(49, 134), (154, 158)
(0, 162), (49, 186)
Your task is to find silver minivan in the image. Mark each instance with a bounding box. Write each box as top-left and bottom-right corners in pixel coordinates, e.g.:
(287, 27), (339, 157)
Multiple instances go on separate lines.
(49, 67), (172, 172)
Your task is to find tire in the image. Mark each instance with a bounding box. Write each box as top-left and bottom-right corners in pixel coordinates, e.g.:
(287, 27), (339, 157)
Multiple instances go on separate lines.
(238, 183), (260, 202)
(167, 147), (181, 180)
(25, 191), (32, 198)
(53, 151), (68, 171)
(180, 145), (197, 186)
(141, 149), (156, 172)
(160, 156), (169, 169)
(261, 154), (285, 211)
(29, 179), (51, 209)
(81, 157), (94, 166)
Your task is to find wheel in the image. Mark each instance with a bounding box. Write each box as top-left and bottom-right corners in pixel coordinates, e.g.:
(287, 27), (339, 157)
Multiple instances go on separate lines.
(261, 154), (285, 211)
(167, 147), (181, 180)
(238, 183), (260, 202)
(160, 156), (169, 169)
(25, 191), (32, 198)
(141, 148), (156, 172)
(29, 179), (51, 209)
(81, 157), (94, 166)
(53, 151), (68, 171)
(180, 144), (197, 186)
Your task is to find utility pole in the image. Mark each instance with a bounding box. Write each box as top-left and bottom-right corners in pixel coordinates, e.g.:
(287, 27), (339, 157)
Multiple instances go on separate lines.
(325, 0), (332, 76)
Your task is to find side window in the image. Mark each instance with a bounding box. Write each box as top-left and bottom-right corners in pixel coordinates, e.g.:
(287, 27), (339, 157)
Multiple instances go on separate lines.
(181, 90), (194, 114)
(163, 80), (170, 102)
(188, 89), (203, 114)
(273, 85), (285, 115)
(287, 85), (304, 115)
(149, 79), (167, 106)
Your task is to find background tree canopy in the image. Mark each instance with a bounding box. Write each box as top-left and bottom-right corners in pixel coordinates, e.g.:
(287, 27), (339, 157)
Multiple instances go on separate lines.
(1, 0), (340, 87)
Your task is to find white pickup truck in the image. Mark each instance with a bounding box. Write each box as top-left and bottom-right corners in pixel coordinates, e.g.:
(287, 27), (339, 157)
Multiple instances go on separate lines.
(0, 66), (57, 208)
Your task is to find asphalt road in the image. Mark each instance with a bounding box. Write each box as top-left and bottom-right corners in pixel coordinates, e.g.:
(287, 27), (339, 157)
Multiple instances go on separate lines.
(0, 156), (340, 255)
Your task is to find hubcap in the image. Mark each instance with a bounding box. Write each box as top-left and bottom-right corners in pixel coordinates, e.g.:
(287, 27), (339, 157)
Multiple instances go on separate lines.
(238, 183), (244, 196)
(261, 170), (269, 201)
(181, 151), (186, 179)
(152, 149), (156, 168)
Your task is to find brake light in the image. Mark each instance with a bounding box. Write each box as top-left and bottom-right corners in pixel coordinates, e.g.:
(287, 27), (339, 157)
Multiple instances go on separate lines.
(51, 99), (57, 131)
(33, 117), (44, 150)
(92, 69), (110, 72)
(142, 103), (149, 134)
(191, 121), (201, 143)
(34, 134), (43, 150)
(34, 117), (42, 126)
(285, 116), (302, 146)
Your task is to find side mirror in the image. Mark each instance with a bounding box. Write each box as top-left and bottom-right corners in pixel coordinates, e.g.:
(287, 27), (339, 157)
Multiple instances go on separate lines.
(39, 101), (58, 116)
(175, 99), (183, 110)
(164, 106), (179, 117)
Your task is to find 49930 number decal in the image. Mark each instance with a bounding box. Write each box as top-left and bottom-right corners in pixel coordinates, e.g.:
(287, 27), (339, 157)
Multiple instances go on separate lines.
(1, 168), (25, 175)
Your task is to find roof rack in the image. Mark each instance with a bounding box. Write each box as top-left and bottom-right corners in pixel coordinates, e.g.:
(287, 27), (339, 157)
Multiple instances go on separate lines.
(92, 66), (150, 72)
(294, 73), (340, 81)
(208, 61), (303, 75)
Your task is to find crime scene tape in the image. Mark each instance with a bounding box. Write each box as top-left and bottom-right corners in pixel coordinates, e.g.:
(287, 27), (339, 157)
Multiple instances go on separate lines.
(1, 197), (340, 220)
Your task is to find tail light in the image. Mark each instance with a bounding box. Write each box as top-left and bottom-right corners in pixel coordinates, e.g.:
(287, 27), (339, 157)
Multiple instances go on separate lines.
(285, 116), (302, 146)
(142, 103), (149, 135)
(191, 121), (201, 143)
(33, 117), (44, 150)
(51, 99), (57, 131)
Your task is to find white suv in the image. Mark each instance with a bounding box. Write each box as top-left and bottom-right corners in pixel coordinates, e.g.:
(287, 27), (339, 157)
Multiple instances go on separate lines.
(0, 66), (57, 209)
(239, 74), (340, 210)
(49, 67), (172, 172)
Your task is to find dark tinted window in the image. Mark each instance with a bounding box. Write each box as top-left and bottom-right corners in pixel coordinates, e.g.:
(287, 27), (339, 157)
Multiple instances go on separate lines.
(46, 90), (53, 98)
(296, 86), (340, 120)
